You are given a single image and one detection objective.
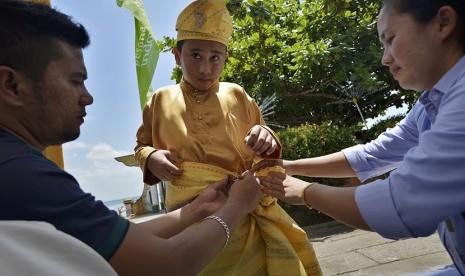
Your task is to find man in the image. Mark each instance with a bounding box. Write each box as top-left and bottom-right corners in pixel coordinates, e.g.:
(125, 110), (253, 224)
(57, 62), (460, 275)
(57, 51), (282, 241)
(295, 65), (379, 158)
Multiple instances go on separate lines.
(0, 1), (262, 275)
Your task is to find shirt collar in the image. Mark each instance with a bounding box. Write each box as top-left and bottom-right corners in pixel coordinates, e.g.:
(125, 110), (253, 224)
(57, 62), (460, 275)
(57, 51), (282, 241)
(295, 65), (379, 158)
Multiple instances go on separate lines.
(434, 55), (465, 94)
(180, 77), (220, 95)
(419, 55), (465, 123)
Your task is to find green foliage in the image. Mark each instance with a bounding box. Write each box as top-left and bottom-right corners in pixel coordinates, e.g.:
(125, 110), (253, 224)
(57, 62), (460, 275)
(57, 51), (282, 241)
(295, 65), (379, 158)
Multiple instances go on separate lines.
(278, 122), (358, 160)
(357, 113), (405, 142)
(159, 0), (419, 128)
(277, 122), (357, 188)
(223, 0), (417, 126)
(276, 123), (359, 226)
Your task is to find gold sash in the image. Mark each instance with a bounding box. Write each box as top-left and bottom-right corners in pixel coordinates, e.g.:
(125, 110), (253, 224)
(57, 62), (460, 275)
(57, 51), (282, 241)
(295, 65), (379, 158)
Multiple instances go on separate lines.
(165, 162), (322, 276)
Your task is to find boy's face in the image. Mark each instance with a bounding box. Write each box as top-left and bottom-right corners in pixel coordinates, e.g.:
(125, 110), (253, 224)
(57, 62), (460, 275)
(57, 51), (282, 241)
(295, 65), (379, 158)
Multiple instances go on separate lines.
(174, 39), (227, 91)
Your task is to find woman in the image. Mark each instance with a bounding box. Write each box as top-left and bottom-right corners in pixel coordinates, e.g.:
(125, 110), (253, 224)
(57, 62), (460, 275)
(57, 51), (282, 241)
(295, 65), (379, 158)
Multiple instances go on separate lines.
(254, 0), (465, 275)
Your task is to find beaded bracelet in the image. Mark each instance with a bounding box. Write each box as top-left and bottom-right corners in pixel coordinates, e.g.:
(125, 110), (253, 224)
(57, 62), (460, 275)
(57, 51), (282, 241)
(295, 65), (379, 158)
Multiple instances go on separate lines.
(300, 183), (315, 210)
(204, 215), (230, 248)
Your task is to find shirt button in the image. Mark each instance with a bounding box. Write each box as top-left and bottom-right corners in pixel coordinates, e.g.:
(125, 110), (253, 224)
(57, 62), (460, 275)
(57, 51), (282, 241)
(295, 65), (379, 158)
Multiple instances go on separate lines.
(196, 100), (200, 104)
(198, 116), (202, 120)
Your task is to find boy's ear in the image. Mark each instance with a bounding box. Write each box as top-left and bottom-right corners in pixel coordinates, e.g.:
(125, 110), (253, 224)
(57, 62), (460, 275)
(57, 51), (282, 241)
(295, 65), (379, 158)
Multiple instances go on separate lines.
(436, 6), (458, 40)
(173, 47), (181, 66)
(0, 66), (30, 107)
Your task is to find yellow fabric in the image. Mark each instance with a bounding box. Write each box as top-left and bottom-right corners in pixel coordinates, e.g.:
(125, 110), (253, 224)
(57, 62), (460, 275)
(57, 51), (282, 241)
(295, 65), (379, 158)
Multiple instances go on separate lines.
(165, 162), (321, 275)
(176, 0), (232, 47)
(134, 80), (320, 275)
(25, 0), (51, 5)
(43, 145), (64, 170)
(135, 79), (281, 185)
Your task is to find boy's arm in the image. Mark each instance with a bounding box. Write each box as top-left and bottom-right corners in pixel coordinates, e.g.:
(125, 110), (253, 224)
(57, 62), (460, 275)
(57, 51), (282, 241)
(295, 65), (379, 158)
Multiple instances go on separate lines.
(134, 97), (160, 185)
(258, 125), (282, 159)
(246, 98), (282, 159)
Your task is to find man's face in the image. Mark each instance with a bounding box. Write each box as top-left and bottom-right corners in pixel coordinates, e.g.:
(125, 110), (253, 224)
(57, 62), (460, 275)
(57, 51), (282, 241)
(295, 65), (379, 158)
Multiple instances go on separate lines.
(27, 40), (93, 146)
(174, 39), (227, 91)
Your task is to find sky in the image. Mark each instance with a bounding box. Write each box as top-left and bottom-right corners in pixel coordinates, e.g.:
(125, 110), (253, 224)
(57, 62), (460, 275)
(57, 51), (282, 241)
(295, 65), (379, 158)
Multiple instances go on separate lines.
(52, 0), (192, 202)
(51, 0), (407, 204)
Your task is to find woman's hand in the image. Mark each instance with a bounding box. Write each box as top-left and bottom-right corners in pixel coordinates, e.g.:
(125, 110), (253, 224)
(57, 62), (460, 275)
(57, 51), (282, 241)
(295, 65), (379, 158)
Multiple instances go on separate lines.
(258, 172), (310, 205)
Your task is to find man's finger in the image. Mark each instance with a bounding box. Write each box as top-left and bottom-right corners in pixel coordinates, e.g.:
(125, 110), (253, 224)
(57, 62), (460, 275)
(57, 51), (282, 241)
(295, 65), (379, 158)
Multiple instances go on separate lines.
(209, 176), (229, 191)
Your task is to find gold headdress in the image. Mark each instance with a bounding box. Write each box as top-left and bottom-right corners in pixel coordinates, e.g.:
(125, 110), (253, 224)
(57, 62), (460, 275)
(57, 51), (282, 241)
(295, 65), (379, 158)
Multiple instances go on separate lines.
(176, 0), (232, 47)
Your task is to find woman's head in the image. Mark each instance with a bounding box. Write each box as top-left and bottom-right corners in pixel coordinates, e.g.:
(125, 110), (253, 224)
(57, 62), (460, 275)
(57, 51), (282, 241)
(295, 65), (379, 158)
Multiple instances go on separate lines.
(381, 0), (464, 50)
(378, 0), (465, 91)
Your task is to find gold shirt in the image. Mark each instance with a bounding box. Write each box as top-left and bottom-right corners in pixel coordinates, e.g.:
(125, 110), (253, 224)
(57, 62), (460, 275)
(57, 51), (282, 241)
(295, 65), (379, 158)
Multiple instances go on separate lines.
(135, 79), (281, 184)
(134, 79), (322, 275)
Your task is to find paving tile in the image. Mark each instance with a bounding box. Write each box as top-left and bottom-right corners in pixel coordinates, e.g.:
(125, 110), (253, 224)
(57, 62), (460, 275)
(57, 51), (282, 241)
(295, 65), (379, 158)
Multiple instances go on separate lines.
(311, 231), (395, 259)
(339, 251), (453, 276)
(357, 234), (447, 264)
(318, 251), (379, 275)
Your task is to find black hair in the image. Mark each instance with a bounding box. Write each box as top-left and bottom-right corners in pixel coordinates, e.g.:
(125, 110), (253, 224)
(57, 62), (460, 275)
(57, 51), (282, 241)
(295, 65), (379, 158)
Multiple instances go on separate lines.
(382, 0), (465, 47)
(176, 40), (186, 52)
(0, 0), (90, 81)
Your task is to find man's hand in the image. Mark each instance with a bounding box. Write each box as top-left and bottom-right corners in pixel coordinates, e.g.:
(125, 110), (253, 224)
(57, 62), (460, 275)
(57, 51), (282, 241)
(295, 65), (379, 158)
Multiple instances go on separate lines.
(244, 125), (278, 156)
(146, 150), (182, 181)
(227, 171), (262, 214)
(188, 177), (229, 219)
(257, 172), (309, 205)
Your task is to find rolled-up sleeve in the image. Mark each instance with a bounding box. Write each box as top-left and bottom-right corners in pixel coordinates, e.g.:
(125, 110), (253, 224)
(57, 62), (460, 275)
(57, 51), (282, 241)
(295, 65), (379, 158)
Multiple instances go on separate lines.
(355, 80), (465, 240)
(355, 179), (413, 239)
(343, 102), (425, 182)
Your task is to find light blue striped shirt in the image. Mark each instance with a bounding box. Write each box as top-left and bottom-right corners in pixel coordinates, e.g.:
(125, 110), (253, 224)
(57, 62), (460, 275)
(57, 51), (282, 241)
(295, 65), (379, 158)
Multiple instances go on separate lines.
(343, 56), (465, 274)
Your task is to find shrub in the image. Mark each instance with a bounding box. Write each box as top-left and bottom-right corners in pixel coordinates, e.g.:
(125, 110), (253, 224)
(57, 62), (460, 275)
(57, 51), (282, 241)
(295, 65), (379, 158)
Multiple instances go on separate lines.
(356, 114), (405, 142)
(276, 123), (359, 226)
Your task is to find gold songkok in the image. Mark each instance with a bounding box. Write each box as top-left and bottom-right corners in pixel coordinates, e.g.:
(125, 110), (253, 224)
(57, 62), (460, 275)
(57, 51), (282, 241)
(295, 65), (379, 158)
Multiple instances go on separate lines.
(176, 0), (232, 47)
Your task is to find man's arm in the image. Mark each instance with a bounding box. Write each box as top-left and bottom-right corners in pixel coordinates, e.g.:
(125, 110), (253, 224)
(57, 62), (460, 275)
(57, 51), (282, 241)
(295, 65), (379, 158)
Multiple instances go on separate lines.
(108, 171), (262, 276)
(137, 178), (228, 238)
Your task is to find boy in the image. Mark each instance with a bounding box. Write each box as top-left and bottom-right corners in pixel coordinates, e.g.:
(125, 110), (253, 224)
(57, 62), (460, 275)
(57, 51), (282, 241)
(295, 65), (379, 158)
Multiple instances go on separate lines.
(135, 0), (321, 275)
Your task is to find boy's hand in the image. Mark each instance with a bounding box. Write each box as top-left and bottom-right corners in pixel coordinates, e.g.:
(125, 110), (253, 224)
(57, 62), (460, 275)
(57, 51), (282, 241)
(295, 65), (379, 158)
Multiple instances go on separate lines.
(146, 150), (183, 181)
(244, 125), (278, 156)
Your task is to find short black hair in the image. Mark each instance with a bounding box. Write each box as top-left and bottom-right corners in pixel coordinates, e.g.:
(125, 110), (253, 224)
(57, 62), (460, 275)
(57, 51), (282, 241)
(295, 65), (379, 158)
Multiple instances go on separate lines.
(0, 0), (90, 81)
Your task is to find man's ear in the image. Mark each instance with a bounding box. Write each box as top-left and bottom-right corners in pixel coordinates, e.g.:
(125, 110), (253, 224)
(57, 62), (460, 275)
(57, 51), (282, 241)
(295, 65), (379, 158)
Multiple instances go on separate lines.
(0, 66), (30, 107)
(173, 47), (181, 66)
(436, 6), (458, 41)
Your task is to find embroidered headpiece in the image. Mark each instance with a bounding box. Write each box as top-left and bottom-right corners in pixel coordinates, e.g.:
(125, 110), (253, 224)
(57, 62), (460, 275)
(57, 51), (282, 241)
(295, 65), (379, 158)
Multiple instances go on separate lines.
(176, 0), (232, 47)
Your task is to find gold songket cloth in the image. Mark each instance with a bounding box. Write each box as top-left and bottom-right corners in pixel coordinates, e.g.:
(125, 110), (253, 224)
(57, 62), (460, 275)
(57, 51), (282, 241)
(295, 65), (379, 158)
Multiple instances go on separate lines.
(166, 162), (322, 275)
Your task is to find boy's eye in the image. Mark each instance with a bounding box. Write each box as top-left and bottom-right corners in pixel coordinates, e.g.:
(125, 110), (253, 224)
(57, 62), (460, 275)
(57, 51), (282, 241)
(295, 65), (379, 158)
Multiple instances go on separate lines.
(212, 56), (220, 61)
(192, 53), (201, 59)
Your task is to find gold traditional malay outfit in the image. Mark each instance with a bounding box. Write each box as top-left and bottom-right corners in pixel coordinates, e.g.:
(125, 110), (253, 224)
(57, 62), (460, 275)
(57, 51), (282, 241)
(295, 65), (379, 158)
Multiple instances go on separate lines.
(134, 1), (321, 275)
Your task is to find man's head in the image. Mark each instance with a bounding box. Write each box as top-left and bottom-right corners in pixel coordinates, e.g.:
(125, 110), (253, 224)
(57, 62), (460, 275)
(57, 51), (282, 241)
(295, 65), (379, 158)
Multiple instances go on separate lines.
(174, 0), (232, 91)
(0, 1), (93, 150)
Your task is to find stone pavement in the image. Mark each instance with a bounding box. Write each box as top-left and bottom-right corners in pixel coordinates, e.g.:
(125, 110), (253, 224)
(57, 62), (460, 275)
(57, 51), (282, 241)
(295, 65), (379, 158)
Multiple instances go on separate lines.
(131, 213), (454, 275)
(303, 221), (454, 276)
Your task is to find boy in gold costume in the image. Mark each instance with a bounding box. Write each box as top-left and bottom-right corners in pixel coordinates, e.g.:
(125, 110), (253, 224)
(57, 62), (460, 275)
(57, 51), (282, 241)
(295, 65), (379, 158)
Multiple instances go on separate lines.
(134, 0), (321, 274)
